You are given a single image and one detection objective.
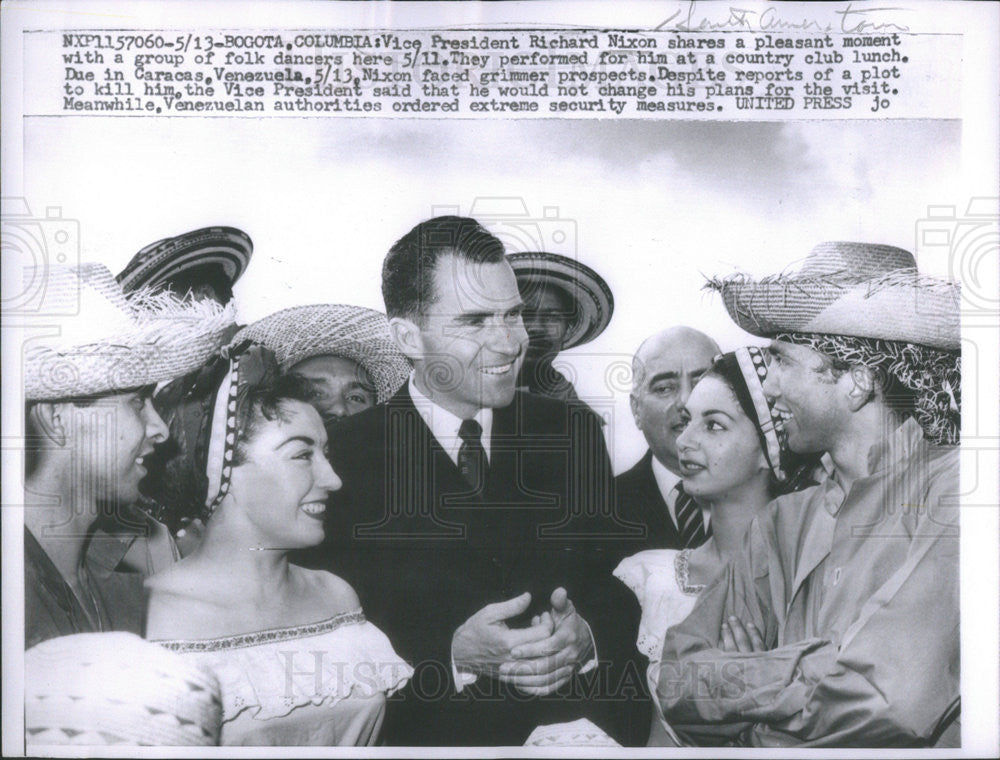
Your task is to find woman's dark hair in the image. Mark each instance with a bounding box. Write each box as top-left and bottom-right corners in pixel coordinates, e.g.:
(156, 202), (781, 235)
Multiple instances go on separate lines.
(702, 354), (820, 498)
(141, 363), (318, 529)
(230, 372), (318, 467)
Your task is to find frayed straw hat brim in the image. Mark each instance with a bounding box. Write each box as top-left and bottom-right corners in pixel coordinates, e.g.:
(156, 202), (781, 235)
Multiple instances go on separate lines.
(231, 304), (411, 404)
(706, 243), (960, 350)
(508, 252), (614, 350)
(24, 266), (236, 401)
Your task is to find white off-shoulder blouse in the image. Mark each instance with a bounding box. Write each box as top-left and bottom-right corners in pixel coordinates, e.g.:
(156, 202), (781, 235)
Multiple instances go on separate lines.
(156, 610), (412, 746)
(613, 549), (704, 663)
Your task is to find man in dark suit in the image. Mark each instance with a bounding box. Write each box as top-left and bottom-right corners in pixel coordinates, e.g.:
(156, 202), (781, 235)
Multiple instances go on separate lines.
(300, 216), (648, 746)
(616, 327), (721, 551)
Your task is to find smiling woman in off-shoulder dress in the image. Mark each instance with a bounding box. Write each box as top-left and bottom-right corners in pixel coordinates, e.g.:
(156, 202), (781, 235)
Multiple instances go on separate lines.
(145, 346), (411, 746)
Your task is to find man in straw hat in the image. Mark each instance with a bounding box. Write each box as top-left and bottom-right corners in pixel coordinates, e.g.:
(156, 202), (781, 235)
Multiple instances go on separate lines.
(22, 263), (235, 648)
(300, 216), (648, 746)
(508, 251), (614, 409)
(655, 242), (961, 747)
(231, 303), (411, 425)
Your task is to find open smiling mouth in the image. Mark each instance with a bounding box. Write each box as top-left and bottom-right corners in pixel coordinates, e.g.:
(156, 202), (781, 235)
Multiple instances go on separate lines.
(300, 502), (326, 519)
(134, 449), (154, 474)
(773, 406), (794, 424)
(679, 459), (706, 474)
(480, 362), (514, 376)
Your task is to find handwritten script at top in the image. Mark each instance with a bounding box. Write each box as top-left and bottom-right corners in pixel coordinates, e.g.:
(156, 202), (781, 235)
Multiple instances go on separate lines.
(655, 1), (911, 34)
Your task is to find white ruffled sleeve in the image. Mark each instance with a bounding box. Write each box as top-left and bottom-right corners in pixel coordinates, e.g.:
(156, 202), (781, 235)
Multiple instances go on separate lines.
(158, 611), (413, 722)
(613, 549), (696, 663)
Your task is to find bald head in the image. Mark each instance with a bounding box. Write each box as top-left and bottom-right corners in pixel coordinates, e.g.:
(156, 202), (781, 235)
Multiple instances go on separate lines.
(630, 326), (721, 473)
(632, 327), (720, 390)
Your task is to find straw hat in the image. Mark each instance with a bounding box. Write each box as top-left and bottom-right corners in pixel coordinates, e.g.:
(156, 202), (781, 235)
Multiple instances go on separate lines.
(230, 304), (411, 404)
(24, 263), (235, 401)
(116, 226), (252, 294)
(25, 632), (222, 745)
(706, 242), (960, 350)
(508, 252), (614, 350)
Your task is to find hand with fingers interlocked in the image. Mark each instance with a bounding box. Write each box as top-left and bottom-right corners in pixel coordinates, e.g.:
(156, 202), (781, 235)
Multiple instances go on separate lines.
(495, 587), (596, 697)
(451, 592), (555, 680)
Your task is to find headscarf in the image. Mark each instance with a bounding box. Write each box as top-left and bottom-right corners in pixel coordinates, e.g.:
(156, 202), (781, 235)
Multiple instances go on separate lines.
(708, 346), (818, 494)
(143, 342), (279, 524)
(774, 332), (961, 446)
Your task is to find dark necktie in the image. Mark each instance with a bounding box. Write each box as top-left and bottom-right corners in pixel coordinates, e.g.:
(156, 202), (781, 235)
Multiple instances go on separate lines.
(457, 418), (487, 489)
(671, 482), (710, 548)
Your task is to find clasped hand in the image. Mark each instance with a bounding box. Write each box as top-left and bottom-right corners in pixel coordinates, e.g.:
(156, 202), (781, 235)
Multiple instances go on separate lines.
(452, 588), (594, 696)
(720, 615), (766, 653)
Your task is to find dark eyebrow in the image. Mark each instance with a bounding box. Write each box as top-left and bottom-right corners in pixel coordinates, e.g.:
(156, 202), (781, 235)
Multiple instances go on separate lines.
(702, 409), (735, 420)
(454, 310), (494, 324)
(648, 371), (680, 384)
(276, 435), (316, 450)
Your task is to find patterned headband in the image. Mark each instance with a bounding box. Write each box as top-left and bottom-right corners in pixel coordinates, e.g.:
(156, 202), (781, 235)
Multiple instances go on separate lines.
(732, 346), (787, 483)
(710, 346), (789, 484)
(202, 343), (279, 518)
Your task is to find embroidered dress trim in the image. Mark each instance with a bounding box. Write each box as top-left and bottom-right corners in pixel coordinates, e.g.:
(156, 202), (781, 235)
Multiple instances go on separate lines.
(674, 549), (706, 595)
(156, 610), (366, 653)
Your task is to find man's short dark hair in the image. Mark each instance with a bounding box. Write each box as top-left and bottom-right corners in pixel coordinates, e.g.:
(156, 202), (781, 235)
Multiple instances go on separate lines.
(381, 216), (506, 320)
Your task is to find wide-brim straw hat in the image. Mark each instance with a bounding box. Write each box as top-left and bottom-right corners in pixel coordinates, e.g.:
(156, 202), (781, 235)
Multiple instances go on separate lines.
(230, 304), (411, 404)
(24, 263), (235, 401)
(25, 632), (222, 746)
(508, 251), (614, 350)
(706, 241), (960, 351)
(116, 226), (252, 293)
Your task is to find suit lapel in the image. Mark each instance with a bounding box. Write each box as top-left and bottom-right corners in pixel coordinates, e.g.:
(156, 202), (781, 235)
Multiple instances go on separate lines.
(376, 387), (468, 538)
(482, 400), (533, 576)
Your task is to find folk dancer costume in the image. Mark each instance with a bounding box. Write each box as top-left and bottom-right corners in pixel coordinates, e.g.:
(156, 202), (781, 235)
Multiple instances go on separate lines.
(23, 263), (235, 648)
(148, 344), (412, 746)
(656, 242), (961, 747)
(615, 347), (818, 745)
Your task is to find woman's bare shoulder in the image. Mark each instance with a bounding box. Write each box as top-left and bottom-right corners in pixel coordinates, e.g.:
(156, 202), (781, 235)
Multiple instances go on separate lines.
(292, 566), (362, 616)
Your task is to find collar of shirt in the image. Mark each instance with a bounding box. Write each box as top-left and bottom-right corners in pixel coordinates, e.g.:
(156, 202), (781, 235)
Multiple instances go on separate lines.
(814, 417), (928, 517)
(408, 374), (493, 466)
(866, 417), (925, 476)
(650, 454), (711, 532)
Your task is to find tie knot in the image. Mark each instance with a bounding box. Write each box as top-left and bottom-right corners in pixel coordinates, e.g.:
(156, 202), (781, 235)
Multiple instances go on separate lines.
(458, 418), (483, 444)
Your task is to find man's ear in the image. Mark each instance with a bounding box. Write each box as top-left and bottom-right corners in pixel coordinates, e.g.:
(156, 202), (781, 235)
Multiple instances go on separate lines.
(29, 402), (67, 447)
(388, 316), (424, 362)
(629, 393), (642, 430)
(845, 366), (876, 412)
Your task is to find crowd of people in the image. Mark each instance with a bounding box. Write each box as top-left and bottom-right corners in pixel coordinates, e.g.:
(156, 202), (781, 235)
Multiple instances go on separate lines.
(22, 217), (961, 748)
